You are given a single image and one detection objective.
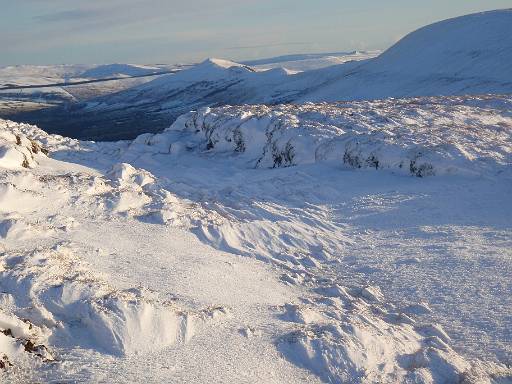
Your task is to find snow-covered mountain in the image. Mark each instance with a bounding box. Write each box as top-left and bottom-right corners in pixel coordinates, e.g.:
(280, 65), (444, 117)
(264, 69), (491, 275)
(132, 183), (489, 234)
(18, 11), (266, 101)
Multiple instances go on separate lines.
(1, 94), (511, 382)
(301, 9), (512, 101)
(29, 9), (511, 141)
(0, 63), (185, 118)
(242, 51), (380, 72)
(79, 64), (163, 79)
(102, 8), (512, 108)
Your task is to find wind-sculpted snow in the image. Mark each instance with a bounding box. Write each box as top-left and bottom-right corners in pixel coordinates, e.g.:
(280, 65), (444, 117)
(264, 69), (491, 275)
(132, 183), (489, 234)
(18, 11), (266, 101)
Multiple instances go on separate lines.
(136, 95), (512, 177)
(1, 105), (511, 383)
(1, 243), (195, 356)
(0, 120), (49, 169)
(0, 120), (233, 381)
(119, 96), (511, 382)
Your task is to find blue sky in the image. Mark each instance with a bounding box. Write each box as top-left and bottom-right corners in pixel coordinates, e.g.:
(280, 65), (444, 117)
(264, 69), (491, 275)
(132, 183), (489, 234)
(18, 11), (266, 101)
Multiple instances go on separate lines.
(1, 0), (510, 65)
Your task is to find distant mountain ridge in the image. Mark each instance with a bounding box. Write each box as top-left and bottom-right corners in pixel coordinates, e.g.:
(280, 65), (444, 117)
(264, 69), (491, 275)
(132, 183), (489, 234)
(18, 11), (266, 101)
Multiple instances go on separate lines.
(5, 9), (512, 140)
(79, 64), (163, 79)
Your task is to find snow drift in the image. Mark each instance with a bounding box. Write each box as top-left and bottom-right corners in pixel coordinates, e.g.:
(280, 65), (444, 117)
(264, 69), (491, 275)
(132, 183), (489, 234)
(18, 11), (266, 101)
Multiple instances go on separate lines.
(0, 120), (231, 380)
(129, 95), (512, 178)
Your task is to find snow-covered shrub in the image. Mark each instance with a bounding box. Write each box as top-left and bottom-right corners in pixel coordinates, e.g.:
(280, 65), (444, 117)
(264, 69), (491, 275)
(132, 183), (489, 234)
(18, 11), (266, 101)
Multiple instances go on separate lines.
(132, 95), (512, 177)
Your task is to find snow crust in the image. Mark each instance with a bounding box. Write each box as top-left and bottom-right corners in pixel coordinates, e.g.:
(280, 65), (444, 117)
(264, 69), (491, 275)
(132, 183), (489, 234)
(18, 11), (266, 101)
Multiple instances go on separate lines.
(1, 91), (511, 382)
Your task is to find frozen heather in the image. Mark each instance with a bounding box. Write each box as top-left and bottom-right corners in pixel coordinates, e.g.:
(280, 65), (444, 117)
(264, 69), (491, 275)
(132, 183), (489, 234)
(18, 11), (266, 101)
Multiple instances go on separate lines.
(133, 95), (512, 177)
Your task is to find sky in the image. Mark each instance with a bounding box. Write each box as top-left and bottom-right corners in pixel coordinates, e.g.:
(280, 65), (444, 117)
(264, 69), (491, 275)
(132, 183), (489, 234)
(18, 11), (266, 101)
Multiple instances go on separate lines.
(1, 0), (511, 65)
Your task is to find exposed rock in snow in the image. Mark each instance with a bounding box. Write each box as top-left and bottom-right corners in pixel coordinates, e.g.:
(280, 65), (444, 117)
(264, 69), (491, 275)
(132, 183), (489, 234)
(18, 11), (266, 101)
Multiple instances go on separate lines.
(132, 95), (512, 177)
(0, 120), (48, 169)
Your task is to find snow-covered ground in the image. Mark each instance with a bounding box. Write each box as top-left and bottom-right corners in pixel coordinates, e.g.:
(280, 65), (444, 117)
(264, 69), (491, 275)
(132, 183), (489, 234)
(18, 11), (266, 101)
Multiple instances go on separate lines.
(1, 92), (511, 382)
(122, 94), (512, 364)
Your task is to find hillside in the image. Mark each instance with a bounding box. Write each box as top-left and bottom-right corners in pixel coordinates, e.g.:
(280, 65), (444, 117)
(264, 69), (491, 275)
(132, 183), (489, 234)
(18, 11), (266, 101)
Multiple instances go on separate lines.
(79, 64), (163, 79)
(1, 94), (512, 382)
(120, 9), (512, 107)
(301, 9), (512, 101)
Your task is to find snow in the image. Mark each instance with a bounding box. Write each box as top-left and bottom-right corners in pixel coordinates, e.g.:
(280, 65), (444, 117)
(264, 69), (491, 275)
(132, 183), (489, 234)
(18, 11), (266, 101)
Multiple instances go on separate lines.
(74, 10), (512, 126)
(0, 120), (319, 382)
(79, 64), (162, 79)
(301, 9), (512, 101)
(148, 95), (512, 177)
(0, 123), (46, 169)
(37, 9), (510, 143)
(1, 91), (511, 382)
(0, 64), (91, 85)
(0, 63), (185, 118)
(243, 51), (380, 72)
(1, 8), (511, 383)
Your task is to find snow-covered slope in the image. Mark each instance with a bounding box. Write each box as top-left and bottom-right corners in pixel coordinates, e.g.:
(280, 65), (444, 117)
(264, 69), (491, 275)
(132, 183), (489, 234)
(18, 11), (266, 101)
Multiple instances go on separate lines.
(0, 63), (183, 111)
(79, 64), (162, 79)
(242, 51), (380, 72)
(91, 9), (512, 107)
(1, 94), (511, 382)
(0, 64), (92, 85)
(84, 58), (292, 108)
(302, 9), (512, 100)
